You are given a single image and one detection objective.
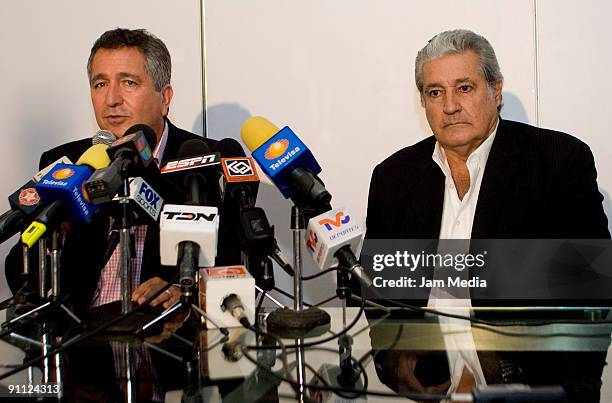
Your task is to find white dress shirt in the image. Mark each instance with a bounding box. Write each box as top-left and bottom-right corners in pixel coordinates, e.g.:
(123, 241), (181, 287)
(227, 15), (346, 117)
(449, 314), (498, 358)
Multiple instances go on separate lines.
(91, 121), (169, 307)
(428, 119), (499, 394)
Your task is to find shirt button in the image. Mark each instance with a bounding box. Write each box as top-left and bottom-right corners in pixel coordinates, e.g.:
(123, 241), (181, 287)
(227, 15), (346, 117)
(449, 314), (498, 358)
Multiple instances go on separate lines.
(450, 184), (455, 189)
(455, 220), (460, 226)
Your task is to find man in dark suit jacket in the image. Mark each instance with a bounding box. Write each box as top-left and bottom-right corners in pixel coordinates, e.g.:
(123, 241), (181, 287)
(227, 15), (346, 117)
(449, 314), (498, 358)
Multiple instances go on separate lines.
(5, 28), (241, 315)
(366, 117), (609, 241)
(366, 29), (609, 402)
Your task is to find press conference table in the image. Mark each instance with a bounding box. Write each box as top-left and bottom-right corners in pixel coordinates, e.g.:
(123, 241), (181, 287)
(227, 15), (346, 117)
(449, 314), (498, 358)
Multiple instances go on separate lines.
(1, 303), (611, 402)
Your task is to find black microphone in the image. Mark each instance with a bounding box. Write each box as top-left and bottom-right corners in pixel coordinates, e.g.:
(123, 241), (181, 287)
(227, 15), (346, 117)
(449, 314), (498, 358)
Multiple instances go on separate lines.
(160, 139), (220, 286)
(179, 139), (214, 205)
(217, 138), (295, 278)
(85, 124), (156, 203)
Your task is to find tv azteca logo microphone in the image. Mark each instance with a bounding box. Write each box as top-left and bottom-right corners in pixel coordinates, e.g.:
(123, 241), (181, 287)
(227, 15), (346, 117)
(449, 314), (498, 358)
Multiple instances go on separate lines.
(318, 211), (350, 231)
(306, 230), (318, 252)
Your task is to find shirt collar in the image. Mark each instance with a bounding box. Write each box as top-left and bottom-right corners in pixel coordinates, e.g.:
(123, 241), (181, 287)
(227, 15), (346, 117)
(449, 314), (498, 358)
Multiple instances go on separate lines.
(152, 120), (169, 167)
(432, 118), (499, 176)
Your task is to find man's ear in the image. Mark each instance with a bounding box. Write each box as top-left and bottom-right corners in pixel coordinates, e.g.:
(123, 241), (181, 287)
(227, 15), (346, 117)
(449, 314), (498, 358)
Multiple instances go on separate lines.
(161, 84), (174, 116)
(493, 80), (503, 106)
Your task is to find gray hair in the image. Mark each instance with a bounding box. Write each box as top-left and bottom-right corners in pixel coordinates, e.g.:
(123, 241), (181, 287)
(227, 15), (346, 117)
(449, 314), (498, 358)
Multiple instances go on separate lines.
(87, 28), (171, 92)
(415, 29), (503, 109)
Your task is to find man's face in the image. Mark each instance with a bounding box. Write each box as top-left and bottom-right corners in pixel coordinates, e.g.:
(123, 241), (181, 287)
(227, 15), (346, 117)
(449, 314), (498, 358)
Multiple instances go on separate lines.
(421, 50), (502, 157)
(90, 47), (173, 139)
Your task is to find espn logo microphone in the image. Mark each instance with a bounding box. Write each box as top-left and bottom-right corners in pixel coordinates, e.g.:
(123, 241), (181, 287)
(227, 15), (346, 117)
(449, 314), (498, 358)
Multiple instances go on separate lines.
(160, 153), (221, 174)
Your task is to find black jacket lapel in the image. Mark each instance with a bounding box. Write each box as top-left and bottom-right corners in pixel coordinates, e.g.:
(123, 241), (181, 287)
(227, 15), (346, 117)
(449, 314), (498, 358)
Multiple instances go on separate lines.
(472, 118), (522, 238)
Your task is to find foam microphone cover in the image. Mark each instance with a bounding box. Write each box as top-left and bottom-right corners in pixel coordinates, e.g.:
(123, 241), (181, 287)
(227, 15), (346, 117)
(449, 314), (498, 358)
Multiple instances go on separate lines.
(177, 139), (214, 204)
(92, 130), (116, 146)
(177, 138), (212, 158)
(216, 138), (246, 158)
(124, 123), (158, 151)
(76, 144), (111, 170)
(240, 116), (280, 151)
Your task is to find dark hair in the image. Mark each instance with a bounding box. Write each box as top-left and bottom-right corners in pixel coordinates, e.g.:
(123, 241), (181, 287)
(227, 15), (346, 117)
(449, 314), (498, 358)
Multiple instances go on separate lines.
(87, 28), (171, 91)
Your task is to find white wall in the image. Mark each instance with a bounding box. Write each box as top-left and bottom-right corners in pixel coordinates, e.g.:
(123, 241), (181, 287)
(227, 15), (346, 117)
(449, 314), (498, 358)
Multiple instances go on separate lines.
(204, 0), (538, 305)
(0, 0), (203, 384)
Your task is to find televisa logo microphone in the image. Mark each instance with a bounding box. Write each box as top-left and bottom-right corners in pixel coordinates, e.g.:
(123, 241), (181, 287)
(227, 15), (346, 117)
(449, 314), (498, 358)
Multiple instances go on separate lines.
(22, 144), (111, 247)
(240, 116), (331, 211)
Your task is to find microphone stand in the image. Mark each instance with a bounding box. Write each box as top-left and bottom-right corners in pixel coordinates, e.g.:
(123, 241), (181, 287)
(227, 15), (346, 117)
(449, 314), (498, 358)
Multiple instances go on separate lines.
(137, 281), (228, 338)
(266, 206), (330, 338)
(137, 174), (228, 338)
(336, 267), (351, 328)
(0, 244), (38, 313)
(0, 230), (81, 337)
(38, 237), (47, 301)
(119, 161), (134, 315)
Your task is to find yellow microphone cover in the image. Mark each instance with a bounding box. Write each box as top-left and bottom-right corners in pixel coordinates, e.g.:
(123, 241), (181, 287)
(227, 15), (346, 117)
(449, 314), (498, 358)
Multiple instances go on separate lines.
(240, 116), (280, 151)
(76, 144), (111, 169)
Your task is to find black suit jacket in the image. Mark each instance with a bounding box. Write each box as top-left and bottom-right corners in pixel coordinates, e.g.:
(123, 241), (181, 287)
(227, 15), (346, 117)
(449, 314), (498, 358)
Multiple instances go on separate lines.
(5, 120), (242, 314)
(366, 118), (609, 240)
(365, 118), (610, 402)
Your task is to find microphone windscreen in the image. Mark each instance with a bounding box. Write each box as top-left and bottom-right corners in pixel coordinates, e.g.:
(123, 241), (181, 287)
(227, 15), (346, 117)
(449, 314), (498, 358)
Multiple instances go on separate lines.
(177, 139), (212, 159)
(124, 124), (157, 150)
(240, 116), (279, 151)
(92, 130), (116, 146)
(76, 144), (111, 169)
(216, 138), (246, 158)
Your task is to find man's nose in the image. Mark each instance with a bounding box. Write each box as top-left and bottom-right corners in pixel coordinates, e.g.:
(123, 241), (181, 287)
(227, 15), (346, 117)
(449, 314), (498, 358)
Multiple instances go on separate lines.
(442, 92), (461, 114)
(105, 81), (123, 106)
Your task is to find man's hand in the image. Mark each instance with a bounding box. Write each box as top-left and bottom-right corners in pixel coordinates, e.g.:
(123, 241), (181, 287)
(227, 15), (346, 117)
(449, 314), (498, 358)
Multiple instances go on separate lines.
(380, 351), (451, 402)
(131, 277), (180, 309)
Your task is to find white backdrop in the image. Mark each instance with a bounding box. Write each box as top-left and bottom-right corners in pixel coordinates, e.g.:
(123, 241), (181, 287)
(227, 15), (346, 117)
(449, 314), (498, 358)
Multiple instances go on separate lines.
(204, 0), (538, 305)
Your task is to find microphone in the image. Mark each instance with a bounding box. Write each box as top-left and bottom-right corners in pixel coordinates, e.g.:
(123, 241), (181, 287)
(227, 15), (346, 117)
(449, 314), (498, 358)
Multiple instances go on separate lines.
(306, 207), (372, 287)
(240, 116), (331, 211)
(311, 334), (367, 403)
(0, 152), (77, 244)
(160, 139), (222, 205)
(84, 124), (156, 204)
(217, 138), (295, 278)
(198, 265), (255, 328)
(92, 129), (116, 146)
(110, 177), (164, 225)
(21, 144), (111, 247)
(159, 139), (221, 286)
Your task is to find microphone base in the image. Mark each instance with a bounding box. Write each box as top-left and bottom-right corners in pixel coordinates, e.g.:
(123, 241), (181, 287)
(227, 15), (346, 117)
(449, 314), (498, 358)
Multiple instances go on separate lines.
(266, 306), (330, 338)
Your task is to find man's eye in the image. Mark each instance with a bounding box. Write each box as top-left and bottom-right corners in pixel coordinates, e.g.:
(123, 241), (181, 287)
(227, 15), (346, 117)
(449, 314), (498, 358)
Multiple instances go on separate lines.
(429, 89), (441, 97)
(125, 80), (137, 86)
(459, 85), (472, 92)
(93, 82), (105, 89)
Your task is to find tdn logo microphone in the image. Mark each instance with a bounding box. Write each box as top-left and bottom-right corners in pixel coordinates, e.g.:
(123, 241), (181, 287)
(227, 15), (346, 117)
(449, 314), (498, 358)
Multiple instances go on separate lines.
(318, 212), (350, 231)
(306, 230), (318, 252)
